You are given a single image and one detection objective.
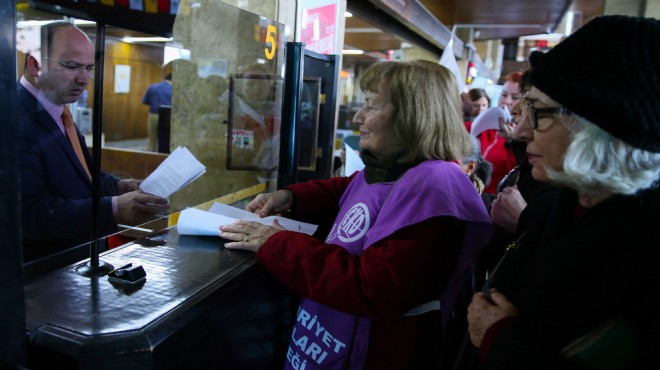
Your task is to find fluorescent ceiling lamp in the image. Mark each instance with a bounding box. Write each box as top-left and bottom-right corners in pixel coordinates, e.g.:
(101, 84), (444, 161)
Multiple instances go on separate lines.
(74, 20), (96, 26)
(564, 11), (574, 35)
(17, 19), (96, 28)
(344, 11), (352, 17)
(342, 49), (364, 55)
(163, 45), (191, 65)
(122, 37), (173, 43)
(345, 27), (381, 33)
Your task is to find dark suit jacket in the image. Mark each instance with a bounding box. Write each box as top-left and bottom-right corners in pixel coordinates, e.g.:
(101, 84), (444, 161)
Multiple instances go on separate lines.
(16, 82), (119, 261)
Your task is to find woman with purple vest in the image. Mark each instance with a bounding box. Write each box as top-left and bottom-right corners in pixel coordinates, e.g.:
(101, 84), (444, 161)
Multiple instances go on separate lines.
(220, 60), (493, 370)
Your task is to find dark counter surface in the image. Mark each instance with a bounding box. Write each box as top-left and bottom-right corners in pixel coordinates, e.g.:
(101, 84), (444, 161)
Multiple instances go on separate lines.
(23, 226), (274, 368)
(26, 227), (253, 336)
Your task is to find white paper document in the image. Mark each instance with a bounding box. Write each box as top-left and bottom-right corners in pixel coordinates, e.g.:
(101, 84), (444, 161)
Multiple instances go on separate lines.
(176, 208), (236, 236)
(139, 146), (206, 198)
(470, 106), (512, 138)
(176, 202), (318, 237)
(344, 143), (365, 176)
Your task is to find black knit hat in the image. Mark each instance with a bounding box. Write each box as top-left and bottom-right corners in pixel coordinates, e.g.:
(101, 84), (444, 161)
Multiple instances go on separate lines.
(529, 15), (660, 152)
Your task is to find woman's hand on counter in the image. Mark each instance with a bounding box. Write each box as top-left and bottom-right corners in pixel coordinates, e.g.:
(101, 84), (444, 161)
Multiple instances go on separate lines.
(220, 219), (285, 252)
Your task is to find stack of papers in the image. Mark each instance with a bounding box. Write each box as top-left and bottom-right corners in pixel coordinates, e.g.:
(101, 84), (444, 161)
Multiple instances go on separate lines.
(470, 106), (512, 138)
(140, 146), (206, 198)
(177, 202), (318, 236)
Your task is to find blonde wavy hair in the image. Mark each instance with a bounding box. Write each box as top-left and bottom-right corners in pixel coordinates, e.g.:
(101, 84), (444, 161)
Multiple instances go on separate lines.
(359, 60), (472, 163)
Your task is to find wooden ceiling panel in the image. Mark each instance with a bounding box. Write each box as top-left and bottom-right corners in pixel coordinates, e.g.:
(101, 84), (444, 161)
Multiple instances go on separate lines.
(419, 0), (572, 40)
(344, 14), (404, 52)
(344, 33), (402, 51)
(343, 0), (603, 67)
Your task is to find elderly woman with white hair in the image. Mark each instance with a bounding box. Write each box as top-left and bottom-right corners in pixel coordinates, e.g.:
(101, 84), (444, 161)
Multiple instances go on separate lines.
(465, 15), (660, 369)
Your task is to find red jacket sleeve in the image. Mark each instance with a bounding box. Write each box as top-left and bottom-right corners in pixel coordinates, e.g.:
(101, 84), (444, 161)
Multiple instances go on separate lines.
(256, 216), (462, 321)
(285, 174), (355, 214)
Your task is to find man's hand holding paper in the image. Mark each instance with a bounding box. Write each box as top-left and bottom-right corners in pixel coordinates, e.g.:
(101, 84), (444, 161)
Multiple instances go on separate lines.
(116, 190), (169, 225)
(139, 146), (206, 199)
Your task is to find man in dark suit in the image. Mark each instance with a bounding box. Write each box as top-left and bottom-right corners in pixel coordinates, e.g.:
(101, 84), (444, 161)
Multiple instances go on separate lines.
(17, 21), (169, 261)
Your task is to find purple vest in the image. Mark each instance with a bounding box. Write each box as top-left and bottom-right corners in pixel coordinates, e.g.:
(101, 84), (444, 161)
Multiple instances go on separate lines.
(284, 160), (493, 370)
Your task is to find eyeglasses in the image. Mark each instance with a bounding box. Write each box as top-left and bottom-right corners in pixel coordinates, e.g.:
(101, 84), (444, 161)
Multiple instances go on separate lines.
(45, 57), (95, 75)
(526, 102), (571, 129)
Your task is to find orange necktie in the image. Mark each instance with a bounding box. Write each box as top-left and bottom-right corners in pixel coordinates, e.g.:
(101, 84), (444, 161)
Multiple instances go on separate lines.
(62, 106), (92, 180)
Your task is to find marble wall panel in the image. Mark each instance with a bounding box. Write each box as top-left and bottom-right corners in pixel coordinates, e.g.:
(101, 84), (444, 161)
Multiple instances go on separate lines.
(169, 0), (294, 211)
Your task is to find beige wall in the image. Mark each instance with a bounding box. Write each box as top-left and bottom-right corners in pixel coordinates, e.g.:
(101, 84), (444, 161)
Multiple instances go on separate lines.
(646, 1), (660, 17)
(604, 0), (646, 16)
(604, 0), (660, 17)
(402, 45), (440, 62)
(102, 40), (164, 141)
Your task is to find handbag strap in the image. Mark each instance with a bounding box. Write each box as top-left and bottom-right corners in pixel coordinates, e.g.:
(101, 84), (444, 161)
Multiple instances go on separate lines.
(451, 232), (526, 370)
(488, 231), (526, 282)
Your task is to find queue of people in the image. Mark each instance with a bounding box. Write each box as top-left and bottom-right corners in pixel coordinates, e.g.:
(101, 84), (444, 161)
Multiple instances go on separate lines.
(142, 73), (172, 152)
(13, 13), (658, 370)
(219, 14), (659, 370)
(465, 15), (660, 370)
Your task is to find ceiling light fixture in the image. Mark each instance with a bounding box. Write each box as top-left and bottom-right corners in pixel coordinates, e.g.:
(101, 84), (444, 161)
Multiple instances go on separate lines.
(17, 19), (96, 28)
(454, 24), (544, 29)
(342, 49), (364, 55)
(345, 27), (381, 33)
(122, 37), (173, 43)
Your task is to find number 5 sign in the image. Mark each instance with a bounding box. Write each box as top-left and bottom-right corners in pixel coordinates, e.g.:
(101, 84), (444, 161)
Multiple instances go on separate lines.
(264, 24), (277, 60)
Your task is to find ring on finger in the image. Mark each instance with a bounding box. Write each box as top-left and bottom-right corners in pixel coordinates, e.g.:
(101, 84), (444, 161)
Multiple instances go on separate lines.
(242, 234), (249, 243)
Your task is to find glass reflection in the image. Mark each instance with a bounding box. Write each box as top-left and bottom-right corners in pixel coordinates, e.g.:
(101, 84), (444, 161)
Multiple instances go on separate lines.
(16, 1), (285, 266)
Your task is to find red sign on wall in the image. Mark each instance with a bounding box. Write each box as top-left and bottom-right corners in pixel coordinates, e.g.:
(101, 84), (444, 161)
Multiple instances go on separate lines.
(300, 3), (336, 55)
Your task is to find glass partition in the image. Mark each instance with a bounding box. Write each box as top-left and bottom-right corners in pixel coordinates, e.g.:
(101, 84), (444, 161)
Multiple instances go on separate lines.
(16, 0), (286, 270)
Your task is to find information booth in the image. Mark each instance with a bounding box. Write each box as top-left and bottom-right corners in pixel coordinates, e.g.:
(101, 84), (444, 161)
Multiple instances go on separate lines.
(3, 0), (338, 368)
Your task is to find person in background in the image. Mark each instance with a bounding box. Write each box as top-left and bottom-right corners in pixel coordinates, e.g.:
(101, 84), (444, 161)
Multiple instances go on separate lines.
(463, 88), (491, 132)
(333, 145), (348, 177)
(142, 73), (172, 152)
(475, 72), (524, 194)
(469, 88), (491, 118)
(17, 21), (168, 261)
(490, 70), (550, 233)
(461, 91), (475, 125)
(497, 71), (523, 111)
(472, 70), (550, 304)
(466, 15), (660, 369)
(220, 60), (493, 370)
(459, 135), (493, 197)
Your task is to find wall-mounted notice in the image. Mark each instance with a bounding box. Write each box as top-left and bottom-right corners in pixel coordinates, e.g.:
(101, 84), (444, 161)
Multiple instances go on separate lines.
(114, 64), (131, 94)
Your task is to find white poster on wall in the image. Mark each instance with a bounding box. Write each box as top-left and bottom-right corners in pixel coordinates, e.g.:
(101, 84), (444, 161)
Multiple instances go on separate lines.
(114, 64), (131, 94)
